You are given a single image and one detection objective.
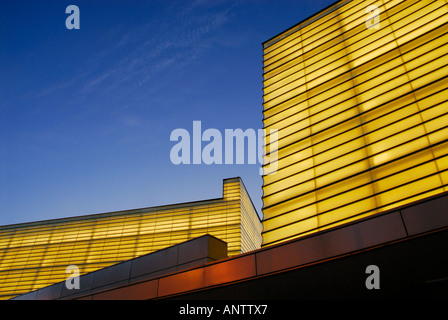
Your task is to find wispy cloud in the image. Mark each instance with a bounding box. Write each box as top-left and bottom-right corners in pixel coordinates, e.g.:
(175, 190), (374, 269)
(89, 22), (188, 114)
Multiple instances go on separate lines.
(82, 1), (235, 94)
(29, 1), (238, 121)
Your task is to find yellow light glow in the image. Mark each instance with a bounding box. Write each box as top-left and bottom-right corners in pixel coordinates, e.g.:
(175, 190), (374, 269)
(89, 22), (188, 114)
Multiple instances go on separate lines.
(262, 0), (448, 247)
(0, 178), (262, 300)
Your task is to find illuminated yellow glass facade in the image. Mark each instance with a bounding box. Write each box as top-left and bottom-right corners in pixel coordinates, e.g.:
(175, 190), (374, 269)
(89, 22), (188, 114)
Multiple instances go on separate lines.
(262, 0), (448, 246)
(0, 177), (262, 300)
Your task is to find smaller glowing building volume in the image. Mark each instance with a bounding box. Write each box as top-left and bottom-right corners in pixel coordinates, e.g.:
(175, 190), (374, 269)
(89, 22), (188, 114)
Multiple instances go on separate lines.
(0, 177), (262, 300)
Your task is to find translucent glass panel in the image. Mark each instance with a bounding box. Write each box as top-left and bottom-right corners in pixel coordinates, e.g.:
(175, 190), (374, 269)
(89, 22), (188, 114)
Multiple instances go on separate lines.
(262, 0), (448, 246)
(0, 178), (262, 300)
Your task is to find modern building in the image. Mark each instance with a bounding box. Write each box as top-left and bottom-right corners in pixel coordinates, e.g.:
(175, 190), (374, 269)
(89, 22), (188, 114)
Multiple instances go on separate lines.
(4, 0), (448, 301)
(261, 0), (448, 247)
(0, 177), (262, 300)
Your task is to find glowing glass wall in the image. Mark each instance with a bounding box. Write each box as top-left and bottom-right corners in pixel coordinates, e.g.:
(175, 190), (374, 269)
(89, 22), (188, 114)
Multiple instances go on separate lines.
(262, 0), (448, 246)
(0, 177), (262, 300)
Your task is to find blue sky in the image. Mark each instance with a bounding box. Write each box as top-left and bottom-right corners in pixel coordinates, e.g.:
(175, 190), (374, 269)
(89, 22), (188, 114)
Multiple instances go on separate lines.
(0, 0), (335, 226)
